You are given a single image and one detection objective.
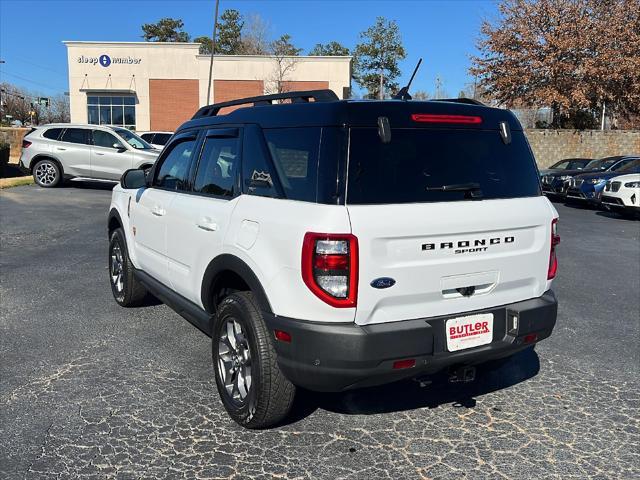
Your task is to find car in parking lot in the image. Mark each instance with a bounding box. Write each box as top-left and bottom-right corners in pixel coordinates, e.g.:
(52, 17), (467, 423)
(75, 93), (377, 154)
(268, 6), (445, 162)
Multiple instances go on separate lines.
(539, 158), (592, 196)
(20, 124), (160, 187)
(139, 131), (173, 150)
(566, 157), (640, 204)
(600, 173), (640, 217)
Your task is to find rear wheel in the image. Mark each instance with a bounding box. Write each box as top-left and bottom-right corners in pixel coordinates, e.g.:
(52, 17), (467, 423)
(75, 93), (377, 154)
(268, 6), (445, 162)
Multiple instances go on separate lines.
(213, 292), (295, 429)
(108, 228), (147, 306)
(33, 159), (61, 188)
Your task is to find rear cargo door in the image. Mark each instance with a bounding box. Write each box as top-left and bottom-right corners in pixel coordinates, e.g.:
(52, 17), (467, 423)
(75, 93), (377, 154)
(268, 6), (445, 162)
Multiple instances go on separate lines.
(346, 127), (556, 326)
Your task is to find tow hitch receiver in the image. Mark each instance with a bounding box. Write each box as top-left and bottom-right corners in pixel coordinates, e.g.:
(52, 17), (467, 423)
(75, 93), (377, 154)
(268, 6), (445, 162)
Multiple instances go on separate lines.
(448, 365), (476, 383)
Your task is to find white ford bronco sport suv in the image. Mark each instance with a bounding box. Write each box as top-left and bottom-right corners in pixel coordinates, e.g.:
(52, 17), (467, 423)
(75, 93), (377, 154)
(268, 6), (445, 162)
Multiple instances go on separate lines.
(107, 90), (559, 429)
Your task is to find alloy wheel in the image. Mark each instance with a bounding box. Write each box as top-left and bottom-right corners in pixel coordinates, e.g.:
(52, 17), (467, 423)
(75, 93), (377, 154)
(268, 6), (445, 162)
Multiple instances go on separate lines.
(34, 161), (58, 186)
(110, 242), (124, 295)
(218, 318), (253, 406)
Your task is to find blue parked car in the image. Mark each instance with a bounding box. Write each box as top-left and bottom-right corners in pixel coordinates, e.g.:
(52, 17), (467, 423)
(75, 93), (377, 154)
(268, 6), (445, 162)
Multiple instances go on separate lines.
(566, 157), (640, 204)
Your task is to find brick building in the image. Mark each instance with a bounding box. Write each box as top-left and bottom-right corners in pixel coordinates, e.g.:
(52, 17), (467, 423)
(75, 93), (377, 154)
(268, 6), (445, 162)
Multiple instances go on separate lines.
(64, 41), (352, 132)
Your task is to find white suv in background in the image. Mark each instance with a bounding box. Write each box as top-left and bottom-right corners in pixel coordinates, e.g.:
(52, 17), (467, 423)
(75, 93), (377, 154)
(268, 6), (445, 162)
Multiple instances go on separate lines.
(601, 173), (640, 217)
(20, 124), (160, 188)
(108, 90), (559, 429)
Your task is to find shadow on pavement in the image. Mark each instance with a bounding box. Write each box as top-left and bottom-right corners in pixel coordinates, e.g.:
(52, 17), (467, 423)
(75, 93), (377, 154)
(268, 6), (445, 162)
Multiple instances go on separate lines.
(285, 347), (540, 424)
(61, 180), (116, 191)
(595, 210), (638, 221)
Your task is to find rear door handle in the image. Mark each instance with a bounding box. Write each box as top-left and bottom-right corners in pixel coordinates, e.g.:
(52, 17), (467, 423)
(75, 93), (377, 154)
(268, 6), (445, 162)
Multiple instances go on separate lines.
(197, 217), (218, 232)
(151, 205), (165, 217)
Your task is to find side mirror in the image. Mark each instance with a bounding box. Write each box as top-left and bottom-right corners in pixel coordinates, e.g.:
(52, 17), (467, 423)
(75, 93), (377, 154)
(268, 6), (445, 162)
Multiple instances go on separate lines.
(113, 143), (127, 151)
(121, 168), (148, 189)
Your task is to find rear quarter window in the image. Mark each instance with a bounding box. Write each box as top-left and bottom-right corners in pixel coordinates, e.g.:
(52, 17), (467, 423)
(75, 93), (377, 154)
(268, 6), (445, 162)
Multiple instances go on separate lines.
(42, 128), (63, 140)
(347, 128), (541, 204)
(263, 128), (319, 202)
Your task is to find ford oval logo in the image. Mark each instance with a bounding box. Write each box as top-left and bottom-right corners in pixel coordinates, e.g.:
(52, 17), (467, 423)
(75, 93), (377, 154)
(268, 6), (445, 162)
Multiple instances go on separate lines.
(370, 277), (396, 289)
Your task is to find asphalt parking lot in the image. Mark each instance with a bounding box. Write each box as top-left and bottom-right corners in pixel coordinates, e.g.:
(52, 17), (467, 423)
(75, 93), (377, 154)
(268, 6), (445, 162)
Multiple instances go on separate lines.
(1, 184), (639, 479)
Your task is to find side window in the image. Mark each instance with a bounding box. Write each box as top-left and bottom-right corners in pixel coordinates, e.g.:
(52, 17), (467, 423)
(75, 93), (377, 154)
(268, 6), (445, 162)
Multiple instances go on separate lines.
(612, 159), (632, 171)
(43, 128), (63, 140)
(194, 134), (240, 198)
(60, 128), (89, 145)
(263, 127), (320, 202)
(93, 130), (121, 148)
(155, 139), (196, 191)
(140, 133), (154, 143)
(242, 126), (278, 198)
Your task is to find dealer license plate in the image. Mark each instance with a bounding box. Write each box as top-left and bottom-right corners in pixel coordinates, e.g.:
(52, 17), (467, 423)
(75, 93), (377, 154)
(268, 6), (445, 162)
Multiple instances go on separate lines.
(445, 313), (494, 352)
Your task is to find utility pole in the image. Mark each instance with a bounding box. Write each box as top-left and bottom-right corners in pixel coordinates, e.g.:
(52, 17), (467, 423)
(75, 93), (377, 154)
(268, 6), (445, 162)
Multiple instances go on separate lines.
(601, 101), (606, 131)
(206, 0), (221, 105)
(378, 68), (384, 100)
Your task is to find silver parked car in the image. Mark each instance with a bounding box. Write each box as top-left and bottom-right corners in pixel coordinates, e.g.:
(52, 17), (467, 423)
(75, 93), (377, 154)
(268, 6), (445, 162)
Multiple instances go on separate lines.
(19, 124), (160, 188)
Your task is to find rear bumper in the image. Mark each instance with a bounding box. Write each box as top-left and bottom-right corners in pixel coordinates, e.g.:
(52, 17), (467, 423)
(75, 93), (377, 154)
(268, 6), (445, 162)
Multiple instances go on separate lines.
(265, 291), (557, 392)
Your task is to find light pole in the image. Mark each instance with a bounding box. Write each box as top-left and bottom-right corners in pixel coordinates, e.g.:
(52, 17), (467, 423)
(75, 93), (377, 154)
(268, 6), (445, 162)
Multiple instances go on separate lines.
(206, 0), (220, 105)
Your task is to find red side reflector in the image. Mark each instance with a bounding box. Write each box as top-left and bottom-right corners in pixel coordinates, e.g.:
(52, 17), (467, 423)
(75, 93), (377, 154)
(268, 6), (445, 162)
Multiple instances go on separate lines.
(393, 359), (416, 370)
(411, 114), (483, 125)
(274, 330), (291, 343)
(523, 333), (537, 344)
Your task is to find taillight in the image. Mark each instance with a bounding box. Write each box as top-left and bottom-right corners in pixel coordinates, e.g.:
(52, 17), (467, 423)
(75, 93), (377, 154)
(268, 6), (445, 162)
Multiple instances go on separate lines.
(411, 114), (483, 125)
(548, 218), (560, 280)
(301, 232), (358, 308)
(22, 140), (32, 148)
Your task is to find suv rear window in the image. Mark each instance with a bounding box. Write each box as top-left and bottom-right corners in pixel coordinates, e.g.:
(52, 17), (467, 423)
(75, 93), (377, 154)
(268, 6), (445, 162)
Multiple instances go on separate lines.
(346, 128), (540, 204)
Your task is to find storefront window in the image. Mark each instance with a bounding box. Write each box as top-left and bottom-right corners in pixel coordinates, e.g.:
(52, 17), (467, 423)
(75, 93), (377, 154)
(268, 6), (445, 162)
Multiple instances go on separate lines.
(87, 95), (136, 129)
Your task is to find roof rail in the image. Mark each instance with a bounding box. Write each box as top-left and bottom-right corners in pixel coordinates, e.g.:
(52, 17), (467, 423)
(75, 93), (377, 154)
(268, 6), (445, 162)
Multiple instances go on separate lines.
(431, 98), (485, 106)
(192, 89), (339, 119)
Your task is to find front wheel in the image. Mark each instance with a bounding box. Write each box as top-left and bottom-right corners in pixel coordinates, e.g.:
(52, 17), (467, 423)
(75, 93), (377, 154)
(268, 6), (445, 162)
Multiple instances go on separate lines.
(33, 159), (61, 188)
(213, 292), (296, 429)
(108, 228), (147, 307)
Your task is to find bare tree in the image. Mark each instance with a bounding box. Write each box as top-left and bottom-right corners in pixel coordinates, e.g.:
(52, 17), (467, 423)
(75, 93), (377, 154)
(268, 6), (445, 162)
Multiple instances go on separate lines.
(241, 14), (271, 55)
(42, 95), (70, 124)
(265, 35), (302, 95)
(0, 83), (41, 125)
(413, 90), (430, 100)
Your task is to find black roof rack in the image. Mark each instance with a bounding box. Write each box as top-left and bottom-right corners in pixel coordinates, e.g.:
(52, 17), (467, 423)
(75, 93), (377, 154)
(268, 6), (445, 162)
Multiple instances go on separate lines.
(192, 89), (339, 119)
(432, 98), (485, 106)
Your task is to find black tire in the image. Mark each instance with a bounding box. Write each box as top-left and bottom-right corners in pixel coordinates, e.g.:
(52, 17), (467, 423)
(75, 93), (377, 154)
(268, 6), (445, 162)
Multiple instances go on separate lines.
(108, 228), (147, 307)
(32, 159), (61, 188)
(213, 292), (295, 429)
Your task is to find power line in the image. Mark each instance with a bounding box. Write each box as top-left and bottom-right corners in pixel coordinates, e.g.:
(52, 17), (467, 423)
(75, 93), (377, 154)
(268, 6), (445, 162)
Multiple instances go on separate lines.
(0, 70), (66, 92)
(2, 55), (68, 77)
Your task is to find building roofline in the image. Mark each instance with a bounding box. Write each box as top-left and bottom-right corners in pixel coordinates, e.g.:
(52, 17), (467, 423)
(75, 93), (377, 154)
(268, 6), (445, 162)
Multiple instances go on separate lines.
(195, 54), (352, 61)
(63, 41), (201, 47)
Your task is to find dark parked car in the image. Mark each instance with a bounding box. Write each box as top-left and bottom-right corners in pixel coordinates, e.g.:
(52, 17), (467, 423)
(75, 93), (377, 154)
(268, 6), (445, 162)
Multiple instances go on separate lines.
(543, 156), (637, 198)
(540, 158), (592, 196)
(566, 157), (640, 204)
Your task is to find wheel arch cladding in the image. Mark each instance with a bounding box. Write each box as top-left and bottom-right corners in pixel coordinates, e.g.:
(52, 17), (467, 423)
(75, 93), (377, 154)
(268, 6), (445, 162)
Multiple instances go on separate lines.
(201, 254), (273, 315)
(108, 209), (123, 236)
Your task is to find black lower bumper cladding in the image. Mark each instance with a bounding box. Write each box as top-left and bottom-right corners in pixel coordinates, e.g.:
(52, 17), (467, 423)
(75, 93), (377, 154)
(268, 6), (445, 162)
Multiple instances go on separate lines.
(264, 291), (557, 392)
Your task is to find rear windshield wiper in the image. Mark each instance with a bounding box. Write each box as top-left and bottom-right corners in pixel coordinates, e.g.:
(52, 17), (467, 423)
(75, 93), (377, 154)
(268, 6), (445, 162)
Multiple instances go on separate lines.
(425, 182), (483, 199)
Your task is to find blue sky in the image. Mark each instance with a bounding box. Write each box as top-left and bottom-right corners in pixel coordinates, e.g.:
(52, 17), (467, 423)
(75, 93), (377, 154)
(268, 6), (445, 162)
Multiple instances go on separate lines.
(0, 0), (499, 98)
